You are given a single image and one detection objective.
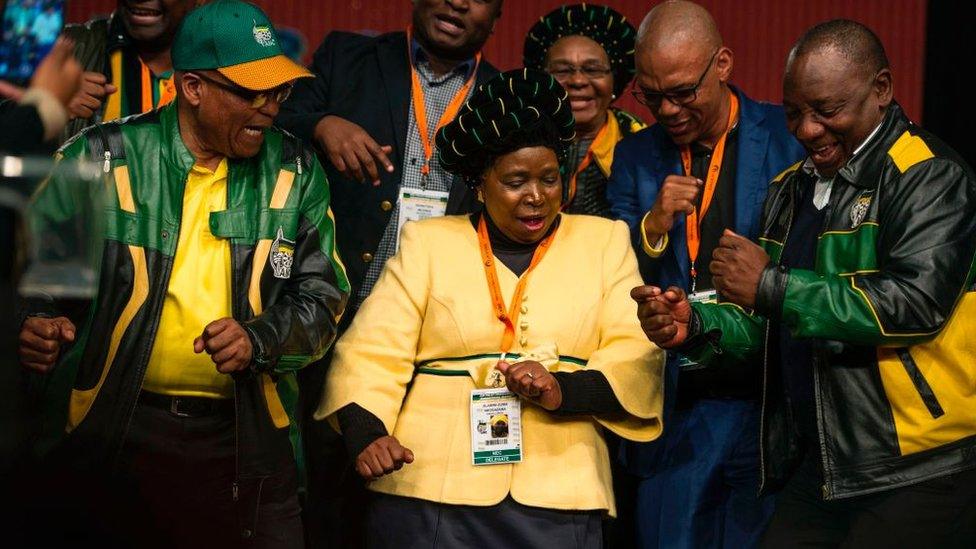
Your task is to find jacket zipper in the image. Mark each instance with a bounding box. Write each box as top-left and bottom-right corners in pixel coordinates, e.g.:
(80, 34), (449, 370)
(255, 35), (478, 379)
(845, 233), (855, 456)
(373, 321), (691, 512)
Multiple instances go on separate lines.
(758, 322), (771, 495)
(759, 175), (838, 498)
(812, 189), (836, 500)
(228, 170), (242, 503)
(231, 261), (241, 504)
(113, 168), (188, 466)
(758, 179), (798, 496)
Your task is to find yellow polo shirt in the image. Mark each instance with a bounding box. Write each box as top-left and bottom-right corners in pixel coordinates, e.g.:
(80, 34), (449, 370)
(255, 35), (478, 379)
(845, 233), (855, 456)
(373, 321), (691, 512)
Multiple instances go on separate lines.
(143, 159), (234, 399)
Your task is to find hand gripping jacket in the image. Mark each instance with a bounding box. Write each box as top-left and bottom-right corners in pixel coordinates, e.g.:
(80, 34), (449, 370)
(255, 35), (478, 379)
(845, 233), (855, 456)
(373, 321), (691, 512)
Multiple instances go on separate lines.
(686, 103), (976, 499)
(30, 102), (349, 526)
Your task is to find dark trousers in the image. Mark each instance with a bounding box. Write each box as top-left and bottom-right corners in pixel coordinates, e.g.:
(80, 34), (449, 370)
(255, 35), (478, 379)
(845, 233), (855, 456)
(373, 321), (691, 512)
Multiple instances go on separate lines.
(117, 397), (305, 548)
(762, 453), (976, 548)
(298, 318), (369, 549)
(300, 410), (368, 548)
(635, 399), (773, 549)
(367, 493), (603, 549)
(603, 432), (639, 548)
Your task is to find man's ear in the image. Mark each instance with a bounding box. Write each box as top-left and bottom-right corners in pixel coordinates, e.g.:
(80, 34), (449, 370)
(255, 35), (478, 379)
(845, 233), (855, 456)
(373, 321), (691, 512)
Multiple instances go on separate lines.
(874, 68), (893, 109)
(714, 46), (734, 84)
(179, 72), (203, 107)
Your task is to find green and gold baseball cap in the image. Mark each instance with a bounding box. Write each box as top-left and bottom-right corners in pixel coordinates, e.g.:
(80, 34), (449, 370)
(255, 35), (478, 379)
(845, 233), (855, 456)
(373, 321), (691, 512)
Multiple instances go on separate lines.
(172, 0), (312, 91)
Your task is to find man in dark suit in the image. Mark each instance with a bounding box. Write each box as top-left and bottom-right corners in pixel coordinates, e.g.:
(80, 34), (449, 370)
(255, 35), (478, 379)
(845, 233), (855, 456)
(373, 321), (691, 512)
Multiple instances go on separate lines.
(275, 1), (502, 545)
(606, 2), (804, 548)
(278, 0), (501, 303)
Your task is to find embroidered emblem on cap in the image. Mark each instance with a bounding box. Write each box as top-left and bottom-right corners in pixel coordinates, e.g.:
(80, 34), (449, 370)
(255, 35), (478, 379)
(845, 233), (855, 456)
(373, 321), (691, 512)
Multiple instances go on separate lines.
(850, 195), (872, 227)
(270, 227), (294, 279)
(253, 22), (275, 47)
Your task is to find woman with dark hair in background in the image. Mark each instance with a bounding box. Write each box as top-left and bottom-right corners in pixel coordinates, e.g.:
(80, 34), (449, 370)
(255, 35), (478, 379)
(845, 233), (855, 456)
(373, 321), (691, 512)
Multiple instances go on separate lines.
(318, 69), (663, 548)
(524, 3), (646, 218)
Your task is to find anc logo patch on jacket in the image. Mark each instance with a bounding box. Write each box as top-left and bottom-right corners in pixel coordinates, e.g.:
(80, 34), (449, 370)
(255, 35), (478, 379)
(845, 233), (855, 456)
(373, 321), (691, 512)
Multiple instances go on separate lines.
(270, 227), (294, 279)
(850, 194), (872, 227)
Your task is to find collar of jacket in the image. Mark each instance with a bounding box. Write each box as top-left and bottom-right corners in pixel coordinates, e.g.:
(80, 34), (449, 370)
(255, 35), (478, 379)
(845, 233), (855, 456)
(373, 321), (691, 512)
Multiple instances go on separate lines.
(106, 11), (130, 52)
(158, 100), (203, 173)
(834, 102), (907, 189)
(157, 100), (267, 197)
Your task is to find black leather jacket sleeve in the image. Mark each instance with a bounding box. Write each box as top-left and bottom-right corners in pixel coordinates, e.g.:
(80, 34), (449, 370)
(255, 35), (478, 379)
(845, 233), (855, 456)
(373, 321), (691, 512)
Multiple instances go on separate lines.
(769, 158), (976, 346)
(243, 158), (349, 372)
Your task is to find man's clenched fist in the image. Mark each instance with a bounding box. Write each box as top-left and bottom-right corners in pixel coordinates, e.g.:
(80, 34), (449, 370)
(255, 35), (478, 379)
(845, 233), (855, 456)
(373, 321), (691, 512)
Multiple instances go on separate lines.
(193, 318), (254, 373)
(19, 316), (76, 373)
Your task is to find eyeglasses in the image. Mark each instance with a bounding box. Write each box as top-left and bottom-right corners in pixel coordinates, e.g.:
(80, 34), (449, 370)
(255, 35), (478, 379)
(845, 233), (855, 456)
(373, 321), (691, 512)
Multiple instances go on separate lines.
(546, 64), (613, 82)
(631, 49), (719, 108)
(190, 72), (293, 109)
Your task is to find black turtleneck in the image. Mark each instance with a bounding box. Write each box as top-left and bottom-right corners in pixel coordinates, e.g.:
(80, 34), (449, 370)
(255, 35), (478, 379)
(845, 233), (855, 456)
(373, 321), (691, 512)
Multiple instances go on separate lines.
(472, 209), (559, 276)
(470, 211), (623, 417)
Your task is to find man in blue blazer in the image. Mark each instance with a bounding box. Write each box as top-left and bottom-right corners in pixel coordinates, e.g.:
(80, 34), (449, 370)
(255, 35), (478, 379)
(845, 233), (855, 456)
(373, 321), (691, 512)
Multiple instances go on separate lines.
(608, 2), (804, 548)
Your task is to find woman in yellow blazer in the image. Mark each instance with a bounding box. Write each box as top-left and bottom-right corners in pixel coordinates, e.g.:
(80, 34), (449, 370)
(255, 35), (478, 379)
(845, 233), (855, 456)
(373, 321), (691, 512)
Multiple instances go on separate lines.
(317, 70), (664, 548)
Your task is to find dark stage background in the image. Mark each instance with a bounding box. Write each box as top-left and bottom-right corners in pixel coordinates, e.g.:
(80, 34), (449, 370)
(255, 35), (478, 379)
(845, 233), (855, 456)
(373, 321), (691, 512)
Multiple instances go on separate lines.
(66, 0), (929, 124)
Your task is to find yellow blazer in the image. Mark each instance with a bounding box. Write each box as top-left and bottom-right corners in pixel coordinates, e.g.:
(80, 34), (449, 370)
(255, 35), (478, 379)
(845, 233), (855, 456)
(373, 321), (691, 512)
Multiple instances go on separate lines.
(317, 214), (663, 515)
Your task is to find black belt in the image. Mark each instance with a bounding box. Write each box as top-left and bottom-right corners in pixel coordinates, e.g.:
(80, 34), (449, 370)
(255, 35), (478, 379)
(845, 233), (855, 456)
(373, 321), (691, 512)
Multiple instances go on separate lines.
(139, 391), (234, 417)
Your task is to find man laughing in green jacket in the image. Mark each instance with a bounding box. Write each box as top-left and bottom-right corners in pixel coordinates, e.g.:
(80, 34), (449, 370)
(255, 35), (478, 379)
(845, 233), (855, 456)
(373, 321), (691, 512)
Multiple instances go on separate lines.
(20, 1), (348, 545)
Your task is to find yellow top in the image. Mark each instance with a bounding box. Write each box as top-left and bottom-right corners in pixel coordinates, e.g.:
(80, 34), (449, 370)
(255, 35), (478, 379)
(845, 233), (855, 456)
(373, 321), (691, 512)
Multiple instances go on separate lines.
(143, 159), (234, 399)
(318, 214), (664, 516)
(592, 109), (648, 177)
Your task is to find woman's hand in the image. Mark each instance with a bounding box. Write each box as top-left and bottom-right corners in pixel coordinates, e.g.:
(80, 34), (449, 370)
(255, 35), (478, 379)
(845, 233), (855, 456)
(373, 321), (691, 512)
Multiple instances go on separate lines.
(495, 360), (563, 411)
(355, 435), (414, 481)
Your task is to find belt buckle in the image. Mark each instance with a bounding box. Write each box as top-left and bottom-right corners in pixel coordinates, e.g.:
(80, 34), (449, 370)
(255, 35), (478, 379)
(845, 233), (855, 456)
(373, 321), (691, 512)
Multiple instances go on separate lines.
(169, 396), (193, 417)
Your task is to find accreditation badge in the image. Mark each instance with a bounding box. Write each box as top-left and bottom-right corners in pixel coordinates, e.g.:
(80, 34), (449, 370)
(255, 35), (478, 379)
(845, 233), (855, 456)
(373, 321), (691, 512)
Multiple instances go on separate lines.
(675, 289), (719, 370)
(395, 188), (448, 251)
(470, 388), (522, 465)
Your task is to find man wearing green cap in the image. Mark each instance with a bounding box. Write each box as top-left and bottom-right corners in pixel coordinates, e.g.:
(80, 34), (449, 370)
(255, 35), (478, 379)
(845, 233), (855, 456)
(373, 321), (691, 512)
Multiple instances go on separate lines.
(19, 1), (348, 544)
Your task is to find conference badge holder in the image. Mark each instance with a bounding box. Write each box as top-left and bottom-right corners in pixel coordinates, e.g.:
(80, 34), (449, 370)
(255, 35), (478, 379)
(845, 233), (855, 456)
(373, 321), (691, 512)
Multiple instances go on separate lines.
(470, 388), (522, 465)
(394, 188), (448, 251)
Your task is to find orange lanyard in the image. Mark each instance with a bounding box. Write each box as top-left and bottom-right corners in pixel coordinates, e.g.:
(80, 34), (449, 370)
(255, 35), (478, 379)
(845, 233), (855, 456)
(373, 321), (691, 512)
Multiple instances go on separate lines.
(406, 26), (481, 186)
(563, 120), (610, 209)
(477, 215), (557, 354)
(680, 91), (738, 292)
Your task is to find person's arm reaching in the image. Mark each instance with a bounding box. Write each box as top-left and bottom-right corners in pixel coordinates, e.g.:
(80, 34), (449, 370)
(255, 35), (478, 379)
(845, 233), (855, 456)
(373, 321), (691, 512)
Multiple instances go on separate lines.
(0, 37), (82, 149)
(754, 160), (976, 347)
(276, 32), (394, 185)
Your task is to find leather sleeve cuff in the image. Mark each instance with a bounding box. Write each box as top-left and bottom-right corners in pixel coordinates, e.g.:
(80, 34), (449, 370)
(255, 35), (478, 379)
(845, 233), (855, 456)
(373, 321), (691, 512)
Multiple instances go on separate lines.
(672, 309), (708, 353)
(18, 294), (57, 328)
(242, 323), (277, 374)
(755, 263), (789, 318)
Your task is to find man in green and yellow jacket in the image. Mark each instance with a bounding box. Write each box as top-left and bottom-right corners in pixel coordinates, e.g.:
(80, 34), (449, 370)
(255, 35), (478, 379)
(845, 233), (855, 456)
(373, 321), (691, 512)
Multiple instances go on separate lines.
(634, 20), (976, 547)
(18, 1), (348, 545)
